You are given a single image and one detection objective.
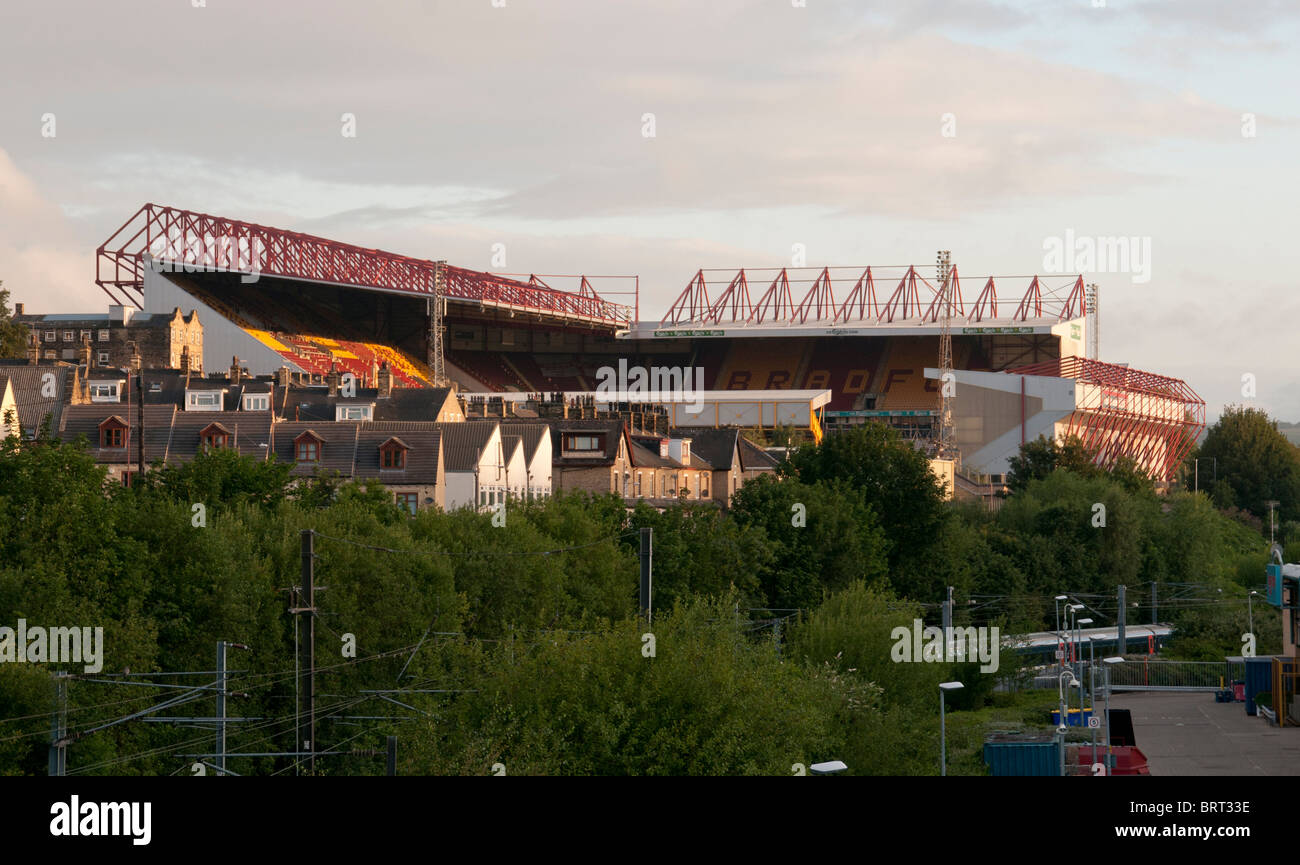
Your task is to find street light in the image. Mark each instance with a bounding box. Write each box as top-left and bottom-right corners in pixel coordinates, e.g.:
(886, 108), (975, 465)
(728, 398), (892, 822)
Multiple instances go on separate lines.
(1266, 500), (1280, 547)
(1102, 657), (1125, 773)
(1057, 670), (1080, 776)
(1248, 590), (1258, 637)
(1054, 596), (1068, 667)
(809, 760), (848, 776)
(939, 682), (964, 776)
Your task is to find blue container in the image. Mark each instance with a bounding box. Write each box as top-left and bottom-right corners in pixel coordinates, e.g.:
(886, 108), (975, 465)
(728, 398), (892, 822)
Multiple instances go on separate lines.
(984, 738), (1061, 776)
(1244, 657), (1274, 716)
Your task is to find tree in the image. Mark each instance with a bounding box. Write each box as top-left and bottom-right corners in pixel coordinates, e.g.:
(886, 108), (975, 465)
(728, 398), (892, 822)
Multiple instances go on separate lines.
(0, 284), (29, 359)
(782, 423), (945, 572)
(1196, 405), (1300, 531)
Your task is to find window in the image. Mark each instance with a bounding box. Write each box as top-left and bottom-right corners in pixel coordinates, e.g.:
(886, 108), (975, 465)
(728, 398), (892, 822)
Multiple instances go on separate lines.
(89, 382), (120, 402)
(97, 351), (110, 366)
(201, 425), (228, 450)
(188, 392), (221, 410)
(380, 443), (407, 469)
(395, 492), (418, 515)
(681, 442), (690, 463)
(563, 434), (602, 452)
(63, 330), (74, 342)
(99, 419), (126, 448)
(295, 434), (322, 463)
(120, 471), (135, 488)
(43, 351), (56, 360)
(44, 331), (55, 342)
(336, 405), (373, 421)
(243, 394), (269, 411)
(701, 473), (710, 498)
(98, 329), (109, 342)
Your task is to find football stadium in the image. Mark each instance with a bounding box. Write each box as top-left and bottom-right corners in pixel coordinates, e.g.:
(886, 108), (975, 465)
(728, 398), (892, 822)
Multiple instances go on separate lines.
(94, 203), (1205, 488)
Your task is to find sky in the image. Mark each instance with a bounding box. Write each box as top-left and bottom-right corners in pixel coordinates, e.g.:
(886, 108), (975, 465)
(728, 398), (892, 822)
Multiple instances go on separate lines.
(1, 0), (1297, 422)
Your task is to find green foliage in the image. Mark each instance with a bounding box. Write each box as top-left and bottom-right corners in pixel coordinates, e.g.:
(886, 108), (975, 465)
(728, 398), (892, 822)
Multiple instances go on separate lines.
(0, 284), (28, 360)
(1195, 405), (1300, 533)
(784, 424), (944, 573)
(408, 598), (850, 775)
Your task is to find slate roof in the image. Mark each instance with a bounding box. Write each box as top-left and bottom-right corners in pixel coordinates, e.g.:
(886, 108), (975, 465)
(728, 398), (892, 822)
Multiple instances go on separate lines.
(0, 361), (74, 437)
(269, 422), (359, 478)
(353, 425), (442, 485)
(271, 385), (455, 422)
(432, 421), (499, 472)
(546, 418), (627, 466)
(670, 427), (740, 471)
(499, 422), (550, 465)
(738, 437), (781, 471)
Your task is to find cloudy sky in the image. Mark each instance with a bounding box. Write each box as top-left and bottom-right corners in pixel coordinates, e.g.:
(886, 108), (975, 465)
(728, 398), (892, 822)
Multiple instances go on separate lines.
(1, 0), (1296, 421)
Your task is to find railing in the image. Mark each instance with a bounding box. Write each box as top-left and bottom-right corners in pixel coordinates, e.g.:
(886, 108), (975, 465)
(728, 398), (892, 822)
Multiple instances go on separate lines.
(1107, 659), (1245, 692)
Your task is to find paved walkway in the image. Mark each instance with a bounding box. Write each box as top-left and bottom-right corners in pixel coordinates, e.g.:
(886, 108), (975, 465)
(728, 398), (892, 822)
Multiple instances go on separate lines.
(1110, 692), (1300, 775)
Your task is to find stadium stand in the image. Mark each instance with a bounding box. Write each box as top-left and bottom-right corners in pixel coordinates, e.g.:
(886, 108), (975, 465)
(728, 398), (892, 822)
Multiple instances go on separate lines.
(714, 338), (811, 391)
(877, 336), (941, 411)
(800, 339), (886, 410)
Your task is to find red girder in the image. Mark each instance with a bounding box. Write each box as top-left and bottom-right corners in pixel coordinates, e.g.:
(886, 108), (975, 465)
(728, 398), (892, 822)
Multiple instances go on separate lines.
(95, 203), (630, 326)
(661, 266), (1083, 327)
(707, 270), (754, 324)
(832, 268), (878, 323)
(1008, 356), (1205, 482)
(660, 270), (711, 326)
(921, 266), (964, 323)
(969, 277), (998, 322)
(792, 268), (837, 324)
(879, 267), (924, 322)
(749, 270), (797, 324)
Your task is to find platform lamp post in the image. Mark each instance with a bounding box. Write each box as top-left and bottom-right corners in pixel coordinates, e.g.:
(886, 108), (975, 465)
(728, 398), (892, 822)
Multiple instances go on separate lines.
(1054, 595), (1069, 667)
(1102, 657), (1125, 773)
(1057, 670), (1080, 777)
(1068, 604), (1085, 685)
(1248, 590), (1258, 637)
(939, 682), (964, 776)
(1267, 501), (1280, 547)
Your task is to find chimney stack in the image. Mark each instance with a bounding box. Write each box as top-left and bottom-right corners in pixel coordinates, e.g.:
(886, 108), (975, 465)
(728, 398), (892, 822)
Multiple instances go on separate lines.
(376, 361), (393, 398)
(79, 337), (92, 370)
(13, 303), (23, 316)
(276, 365), (291, 388)
(129, 341), (142, 374)
(229, 356), (242, 384)
(26, 343), (39, 366)
(327, 363), (341, 397)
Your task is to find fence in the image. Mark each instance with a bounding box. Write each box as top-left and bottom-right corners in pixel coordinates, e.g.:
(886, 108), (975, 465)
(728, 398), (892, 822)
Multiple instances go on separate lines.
(1105, 659), (1244, 692)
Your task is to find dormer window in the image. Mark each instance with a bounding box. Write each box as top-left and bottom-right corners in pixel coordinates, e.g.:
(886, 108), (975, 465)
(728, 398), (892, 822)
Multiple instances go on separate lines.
(243, 393), (269, 411)
(336, 405), (373, 421)
(98, 416), (127, 448)
(200, 422), (229, 450)
(295, 431), (323, 463)
(89, 381), (122, 403)
(379, 437), (409, 470)
(563, 433), (603, 453)
(187, 390), (223, 411)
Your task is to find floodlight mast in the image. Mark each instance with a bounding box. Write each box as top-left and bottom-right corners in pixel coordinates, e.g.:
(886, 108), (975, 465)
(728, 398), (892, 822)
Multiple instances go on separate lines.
(936, 251), (955, 463)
